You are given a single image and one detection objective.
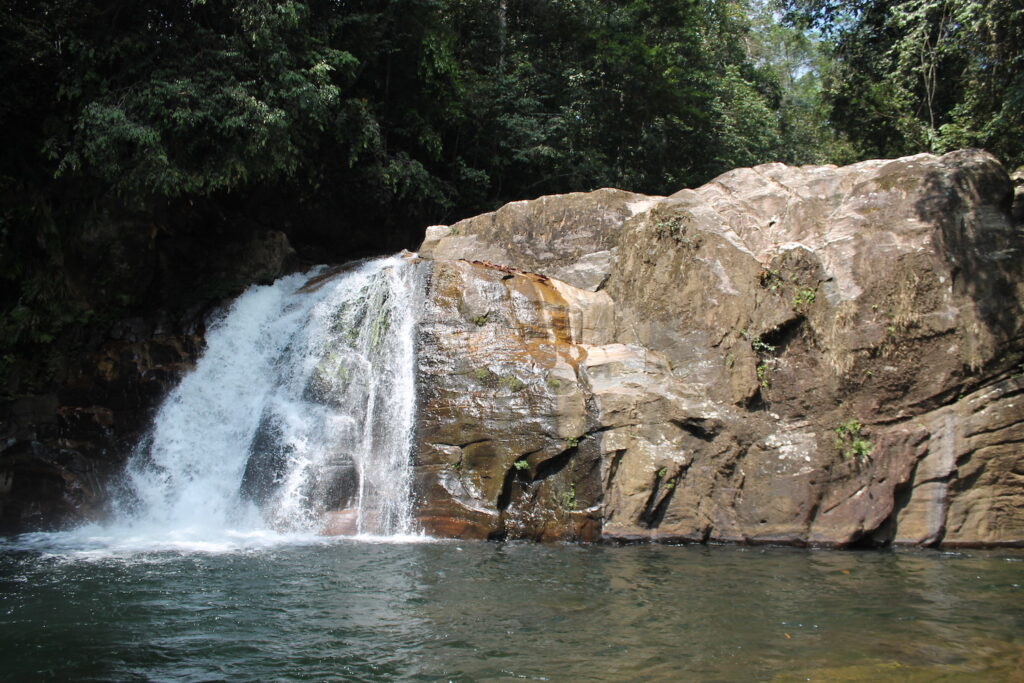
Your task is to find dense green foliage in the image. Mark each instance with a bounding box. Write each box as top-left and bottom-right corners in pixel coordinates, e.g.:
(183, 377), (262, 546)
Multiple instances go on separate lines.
(785, 0), (1024, 166)
(0, 0), (1021, 391)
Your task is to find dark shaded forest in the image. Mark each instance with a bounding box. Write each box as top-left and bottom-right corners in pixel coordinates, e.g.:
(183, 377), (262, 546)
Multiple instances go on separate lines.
(1, 0), (1021, 392)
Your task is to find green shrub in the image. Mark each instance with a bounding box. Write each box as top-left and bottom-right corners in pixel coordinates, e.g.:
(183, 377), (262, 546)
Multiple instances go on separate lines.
(565, 434), (586, 449)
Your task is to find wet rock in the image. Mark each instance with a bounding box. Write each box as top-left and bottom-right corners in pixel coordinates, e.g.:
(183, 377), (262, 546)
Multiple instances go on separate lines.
(321, 509), (359, 536)
(412, 260), (602, 541)
(216, 230), (299, 290)
(0, 440), (104, 533)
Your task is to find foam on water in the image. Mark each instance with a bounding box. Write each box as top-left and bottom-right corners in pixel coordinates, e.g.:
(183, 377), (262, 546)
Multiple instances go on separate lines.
(4, 526), (439, 562)
(13, 255), (428, 558)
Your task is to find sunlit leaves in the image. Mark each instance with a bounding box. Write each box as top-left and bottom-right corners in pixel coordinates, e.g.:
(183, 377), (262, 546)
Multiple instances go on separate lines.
(786, 0), (1024, 166)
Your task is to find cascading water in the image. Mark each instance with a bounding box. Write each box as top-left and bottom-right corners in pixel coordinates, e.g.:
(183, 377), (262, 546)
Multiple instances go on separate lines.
(112, 254), (424, 545)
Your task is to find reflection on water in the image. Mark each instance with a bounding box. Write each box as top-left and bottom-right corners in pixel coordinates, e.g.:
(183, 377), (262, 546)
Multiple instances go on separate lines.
(0, 540), (1021, 681)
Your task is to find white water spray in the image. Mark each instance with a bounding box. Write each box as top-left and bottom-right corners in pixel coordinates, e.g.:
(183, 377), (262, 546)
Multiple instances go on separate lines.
(112, 254), (424, 544)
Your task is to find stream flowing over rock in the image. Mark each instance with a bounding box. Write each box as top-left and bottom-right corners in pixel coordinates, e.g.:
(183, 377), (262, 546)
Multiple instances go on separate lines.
(2, 150), (1022, 548)
(410, 150), (1024, 547)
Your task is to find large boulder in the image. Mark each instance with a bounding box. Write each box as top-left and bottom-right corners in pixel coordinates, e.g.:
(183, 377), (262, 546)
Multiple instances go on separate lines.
(413, 150), (1024, 547)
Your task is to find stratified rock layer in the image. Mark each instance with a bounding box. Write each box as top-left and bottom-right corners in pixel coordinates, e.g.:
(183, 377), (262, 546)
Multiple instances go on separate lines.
(413, 150), (1024, 547)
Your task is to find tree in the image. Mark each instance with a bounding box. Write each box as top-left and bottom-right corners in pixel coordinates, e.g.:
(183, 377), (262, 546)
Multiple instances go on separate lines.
(784, 0), (1024, 167)
(746, 0), (852, 164)
(1, 0), (808, 390)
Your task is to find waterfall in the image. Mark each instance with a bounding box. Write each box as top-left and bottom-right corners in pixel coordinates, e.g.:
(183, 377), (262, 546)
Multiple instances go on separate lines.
(116, 254), (424, 540)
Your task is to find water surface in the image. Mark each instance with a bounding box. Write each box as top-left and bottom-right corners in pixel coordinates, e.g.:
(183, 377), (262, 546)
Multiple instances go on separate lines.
(2, 538), (1021, 681)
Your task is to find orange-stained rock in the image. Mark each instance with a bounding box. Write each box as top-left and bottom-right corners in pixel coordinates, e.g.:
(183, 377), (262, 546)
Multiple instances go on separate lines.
(416, 515), (494, 540)
(412, 260), (600, 541)
(416, 150), (1024, 548)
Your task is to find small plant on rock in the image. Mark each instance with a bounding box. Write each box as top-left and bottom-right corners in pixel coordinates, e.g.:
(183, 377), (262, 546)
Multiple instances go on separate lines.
(565, 434), (586, 449)
(513, 459), (530, 470)
(498, 375), (525, 392)
(759, 269), (783, 292)
(560, 484), (577, 511)
(792, 287), (816, 308)
(834, 419), (874, 462)
(654, 215), (702, 248)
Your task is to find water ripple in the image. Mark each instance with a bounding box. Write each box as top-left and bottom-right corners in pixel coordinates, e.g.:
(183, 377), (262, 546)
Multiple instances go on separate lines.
(1, 541), (1022, 681)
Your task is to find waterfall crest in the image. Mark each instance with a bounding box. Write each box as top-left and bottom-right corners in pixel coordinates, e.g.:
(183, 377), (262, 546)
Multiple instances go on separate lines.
(118, 254), (423, 540)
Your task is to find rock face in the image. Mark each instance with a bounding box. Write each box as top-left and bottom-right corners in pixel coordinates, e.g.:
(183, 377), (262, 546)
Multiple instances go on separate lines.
(0, 323), (204, 532)
(413, 259), (611, 540)
(412, 150), (1024, 547)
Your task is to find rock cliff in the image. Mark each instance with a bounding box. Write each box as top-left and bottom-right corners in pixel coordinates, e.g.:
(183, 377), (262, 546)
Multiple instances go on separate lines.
(411, 150), (1024, 547)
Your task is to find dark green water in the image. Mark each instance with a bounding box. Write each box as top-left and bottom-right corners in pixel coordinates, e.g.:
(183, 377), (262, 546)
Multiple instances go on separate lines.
(1, 538), (1022, 681)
